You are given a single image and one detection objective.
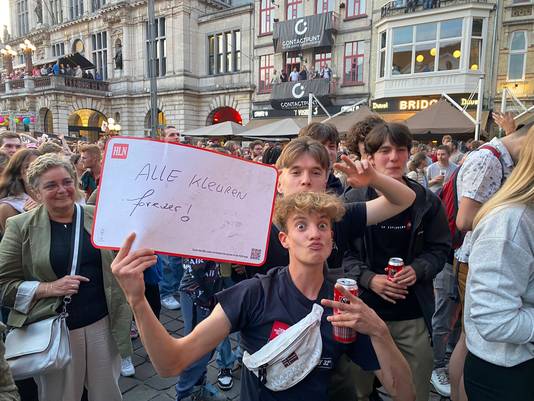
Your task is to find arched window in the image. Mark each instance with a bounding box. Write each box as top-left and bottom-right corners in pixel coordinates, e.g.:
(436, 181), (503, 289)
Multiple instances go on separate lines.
(508, 31), (527, 81)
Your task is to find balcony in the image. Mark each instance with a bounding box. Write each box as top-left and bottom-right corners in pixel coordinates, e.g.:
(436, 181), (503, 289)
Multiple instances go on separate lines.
(0, 76), (111, 96)
(380, 0), (490, 19)
(270, 79), (333, 110)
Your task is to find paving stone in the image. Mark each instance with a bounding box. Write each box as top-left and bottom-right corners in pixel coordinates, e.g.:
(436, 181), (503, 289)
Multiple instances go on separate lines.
(164, 319), (182, 332)
(119, 376), (142, 393)
(123, 384), (159, 401)
(145, 375), (179, 391)
(134, 362), (157, 381)
(149, 393), (174, 401)
(132, 353), (147, 367)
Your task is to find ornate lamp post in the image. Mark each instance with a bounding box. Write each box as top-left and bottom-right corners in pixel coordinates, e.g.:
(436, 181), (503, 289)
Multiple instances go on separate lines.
(19, 39), (36, 73)
(0, 45), (17, 76)
(107, 118), (121, 135)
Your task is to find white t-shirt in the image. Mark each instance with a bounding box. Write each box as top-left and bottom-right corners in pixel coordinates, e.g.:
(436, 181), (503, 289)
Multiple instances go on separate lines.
(426, 162), (457, 193)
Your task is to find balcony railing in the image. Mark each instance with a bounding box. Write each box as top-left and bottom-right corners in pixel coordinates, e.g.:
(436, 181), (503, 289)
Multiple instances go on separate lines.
(381, 0), (490, 18)
(0, 76), (110, 95)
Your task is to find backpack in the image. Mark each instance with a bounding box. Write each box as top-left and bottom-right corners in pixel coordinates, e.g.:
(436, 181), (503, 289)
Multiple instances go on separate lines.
(438, 145), (503, 249)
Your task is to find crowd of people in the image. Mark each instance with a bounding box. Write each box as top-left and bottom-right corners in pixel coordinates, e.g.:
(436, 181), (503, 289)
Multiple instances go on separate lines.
(0, 111), (531, 401)
(270, 64), (333, 84)
(1, 62), (101, 83)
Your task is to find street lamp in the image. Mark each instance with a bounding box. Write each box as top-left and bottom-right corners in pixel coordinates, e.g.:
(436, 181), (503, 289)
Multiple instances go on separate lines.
(107, 118), (121, 134)
(0, 45), (18, 76)
(19, 39), (36, 73)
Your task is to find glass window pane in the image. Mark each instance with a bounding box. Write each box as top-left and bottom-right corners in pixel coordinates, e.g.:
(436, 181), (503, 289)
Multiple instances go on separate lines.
(393, 26), (413, 45)
(508, 54), (525, 79)
(440, 19), (462, 39)
(414, 43), (435, 73)
(160, 17), (165, 36)
(510, 31), (526, 51)
(235, 31), (241, 51)
(392, 45), (412, 74)
(345, 43), (352, 56)
(416, 23), (436, 42)
(438, 41), (461, 71)
(380, 32), (386, 49)
(379, 51), (385, 77)
(469, 38), (482, 70)
(472, 18), (483, 37)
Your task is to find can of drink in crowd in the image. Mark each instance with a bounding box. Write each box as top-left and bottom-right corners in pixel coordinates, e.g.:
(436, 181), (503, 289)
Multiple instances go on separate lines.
(386, 257), (404, 281)
(440, 169), (446, 177)
(333, 278), (359, 344)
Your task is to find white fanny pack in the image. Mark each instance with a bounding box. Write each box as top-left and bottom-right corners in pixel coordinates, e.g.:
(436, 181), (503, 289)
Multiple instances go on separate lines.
(242, 303), (324, 391)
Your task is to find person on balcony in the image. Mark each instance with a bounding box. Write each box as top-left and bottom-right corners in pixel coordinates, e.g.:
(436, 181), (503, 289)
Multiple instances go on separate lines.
(298, 65), (308, 81)
(87, 70), (95, 80)
(52, 61), (60, 76)
(309, 66), (319, 79)
(74, 65), (83, 78)
(289, 67), (299, 82)
(280, 70), (288, 82)
(32, 66), (40, 77)
(40, 65), (47, 76)
(320, 64), (332, 80)
(65, 65), (73, 76)
(270, 70), (280, 85)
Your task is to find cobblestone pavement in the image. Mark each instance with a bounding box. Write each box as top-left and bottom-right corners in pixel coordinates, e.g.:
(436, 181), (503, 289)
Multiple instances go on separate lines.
(120, 307), (446, 401)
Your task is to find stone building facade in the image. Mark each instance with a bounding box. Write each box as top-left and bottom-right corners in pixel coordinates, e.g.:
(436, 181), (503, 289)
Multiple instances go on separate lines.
(2, 0), (255, 139)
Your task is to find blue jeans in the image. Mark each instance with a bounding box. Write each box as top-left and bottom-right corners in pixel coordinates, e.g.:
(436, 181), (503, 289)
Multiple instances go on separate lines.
(175, 291), (237, 400)
(158, 255), (183, 300)
(431, 263), (461, 369)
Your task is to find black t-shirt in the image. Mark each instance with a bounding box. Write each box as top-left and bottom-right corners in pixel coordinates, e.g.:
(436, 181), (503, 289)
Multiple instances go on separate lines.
(50, 220), (108, 330)
(361, 189), (422, 321)
(245, 202), (367, 279)
(216, 266), (379, 401)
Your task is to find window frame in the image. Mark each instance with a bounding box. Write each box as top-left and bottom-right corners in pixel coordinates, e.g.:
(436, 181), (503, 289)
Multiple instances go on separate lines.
(259, 54), (275, 94)
(91, 31), (108, 80)
(316, 0), (334, 14)
(16, 0), (29, 36)
(259, 0), (275, 35)
(507, 30), (527, 81)
(343, 41), (365, 85)
(314, 47), (332, 72)
(346, 0), (366, 19)
(287, 0), (304, 20)
(145, 17), (167, 78)
(207, 30), (241, 76)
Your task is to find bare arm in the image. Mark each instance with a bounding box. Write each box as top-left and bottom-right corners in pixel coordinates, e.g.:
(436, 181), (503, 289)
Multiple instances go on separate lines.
(111, 233), (230, 377)
(334, 156), (415, 226)
(456, 196), (482, 232)
(0, 204), (18, 236)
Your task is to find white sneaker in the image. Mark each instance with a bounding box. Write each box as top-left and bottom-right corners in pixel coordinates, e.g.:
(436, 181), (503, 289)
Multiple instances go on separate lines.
(120, 356), (135, 377)
(431, 367), (451, 397)
(161, 295), (181, 310)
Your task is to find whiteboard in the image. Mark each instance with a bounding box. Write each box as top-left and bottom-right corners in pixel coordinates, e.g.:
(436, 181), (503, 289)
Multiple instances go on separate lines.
(92, 137), (278, 265)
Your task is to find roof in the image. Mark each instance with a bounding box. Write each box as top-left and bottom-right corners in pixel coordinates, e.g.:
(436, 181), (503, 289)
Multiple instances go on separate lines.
(404, 99), (475, 135)
(321, 106), (376, 133)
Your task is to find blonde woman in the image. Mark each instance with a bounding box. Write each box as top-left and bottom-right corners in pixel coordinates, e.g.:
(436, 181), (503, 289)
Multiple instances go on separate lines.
(463, 127), (534, 401)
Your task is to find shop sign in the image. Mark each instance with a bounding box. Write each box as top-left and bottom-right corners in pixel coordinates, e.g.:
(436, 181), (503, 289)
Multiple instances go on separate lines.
(371, 94), (478, 112)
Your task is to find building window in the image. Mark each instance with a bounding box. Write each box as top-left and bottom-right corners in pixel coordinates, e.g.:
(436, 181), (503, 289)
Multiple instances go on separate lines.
(69, 0), (84, 19)
(259, 0), (275, 35)
(508, 31), (527, 80)
(378, 31), (386, 78)
(389, 18), (464, 76)
(52, 43), (65, 57)
(208, 30), (241, 75)
(287, 0), (304, 20)
(346, 0), (365, 18)
(314, 48), (332, 72)
(92, 31), (108, 80)
(344, 41), (364, 84)
(92, 0), (106, 12)
(316, 0), (334, 14)
(16, 0), (29, 36)
(469, 18), (483, 71)
(259, 54), (274, 93)
(145, 17), (166, 77)
(50, 0), (63, 24)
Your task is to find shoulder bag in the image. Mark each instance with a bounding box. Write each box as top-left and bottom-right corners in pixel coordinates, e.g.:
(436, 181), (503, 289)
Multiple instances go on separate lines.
(5, 203), (84, 380)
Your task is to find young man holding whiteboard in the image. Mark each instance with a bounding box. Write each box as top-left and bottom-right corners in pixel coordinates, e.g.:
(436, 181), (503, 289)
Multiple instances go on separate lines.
(111, 191), (415, 401)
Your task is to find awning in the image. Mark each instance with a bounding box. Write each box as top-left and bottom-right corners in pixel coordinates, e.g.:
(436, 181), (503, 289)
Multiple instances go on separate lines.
(59, 53), (95, 70)
(321, 106), (376, 134)
(238, 118), (308, 137)
(405, 99), (475, 135)
(270, 80), (331, 110)
(273, 12), (335, 53)
(182, 121), (248, 137)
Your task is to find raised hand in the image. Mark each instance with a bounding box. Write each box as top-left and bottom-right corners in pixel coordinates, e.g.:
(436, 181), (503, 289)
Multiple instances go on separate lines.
(333, 155), (376, 189)
(111, 233), (157, 307)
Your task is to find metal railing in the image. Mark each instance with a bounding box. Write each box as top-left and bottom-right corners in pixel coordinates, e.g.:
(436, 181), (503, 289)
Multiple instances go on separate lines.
(380, 0), (490, 18)
(0, 76), (110, 94)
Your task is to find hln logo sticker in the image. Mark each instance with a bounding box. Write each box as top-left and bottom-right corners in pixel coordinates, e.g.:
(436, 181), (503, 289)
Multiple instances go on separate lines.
(111, 144), (129, 159)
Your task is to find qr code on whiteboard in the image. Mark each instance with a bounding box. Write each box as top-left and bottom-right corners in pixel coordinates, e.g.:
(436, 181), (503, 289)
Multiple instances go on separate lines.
(250, 248), (262, 260)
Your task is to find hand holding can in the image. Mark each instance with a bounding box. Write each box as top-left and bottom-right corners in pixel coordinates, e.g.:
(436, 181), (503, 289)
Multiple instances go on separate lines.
(385, 257), (404, 282)
(333, 278), (359, 344)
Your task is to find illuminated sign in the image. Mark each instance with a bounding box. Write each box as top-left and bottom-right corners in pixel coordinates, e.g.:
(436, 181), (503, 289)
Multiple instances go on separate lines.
(372, 94), (478, 112)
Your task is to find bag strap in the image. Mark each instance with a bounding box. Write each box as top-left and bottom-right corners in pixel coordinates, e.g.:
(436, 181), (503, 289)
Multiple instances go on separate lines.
(62, 204), (84, 311)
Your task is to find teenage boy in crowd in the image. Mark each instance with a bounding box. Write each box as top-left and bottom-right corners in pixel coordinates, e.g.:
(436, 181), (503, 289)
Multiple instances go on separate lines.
(0, 132), (22, 158)
(238, 136), (416, 281)
(341, 122), (450, 401)
(298, 123), (344, 195)
(111, 191), (416, 401)
(426, 145), (457, 194)
(79, 144), (102, 199)
(448, 122), (532, 401)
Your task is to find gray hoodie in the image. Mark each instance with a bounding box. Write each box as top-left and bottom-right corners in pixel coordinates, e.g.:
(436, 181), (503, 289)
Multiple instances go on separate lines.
(465, 204), (534, 367)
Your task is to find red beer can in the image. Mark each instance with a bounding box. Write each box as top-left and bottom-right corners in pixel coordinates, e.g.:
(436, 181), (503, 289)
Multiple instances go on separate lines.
(333, 278), (359, 344)
(386, 257), (404, 281)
